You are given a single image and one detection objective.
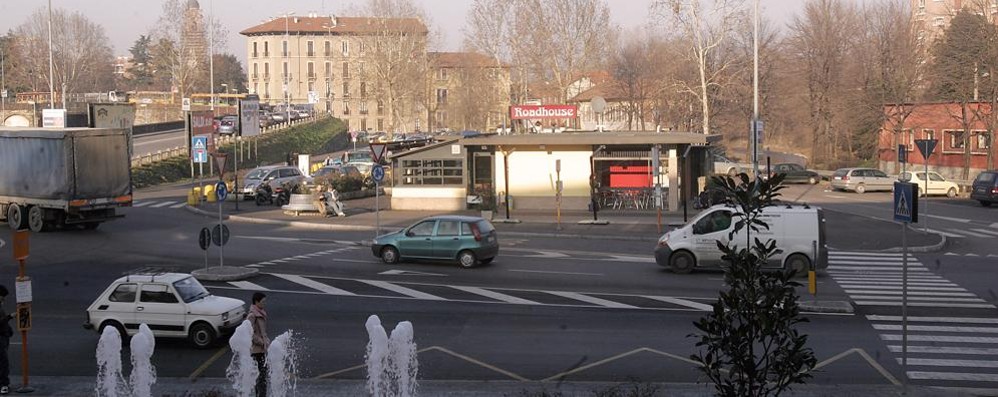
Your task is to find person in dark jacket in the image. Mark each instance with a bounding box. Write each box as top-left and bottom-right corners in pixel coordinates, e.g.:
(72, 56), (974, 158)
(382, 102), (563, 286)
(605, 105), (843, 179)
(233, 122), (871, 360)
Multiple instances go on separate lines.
(0, 286), (13, 395)
(247, 292), (269, 397)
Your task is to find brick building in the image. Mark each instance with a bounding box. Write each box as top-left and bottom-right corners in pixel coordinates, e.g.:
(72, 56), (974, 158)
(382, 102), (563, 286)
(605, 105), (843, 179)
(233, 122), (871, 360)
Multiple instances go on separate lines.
(879, 102), (996, 179)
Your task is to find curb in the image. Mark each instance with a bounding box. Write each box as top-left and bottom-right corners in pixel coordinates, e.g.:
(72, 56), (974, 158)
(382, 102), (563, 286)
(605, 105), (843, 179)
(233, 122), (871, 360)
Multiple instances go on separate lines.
(192, 266), (259, 281)
(799, 300), (854, 314)
(821, 208), (947, 253)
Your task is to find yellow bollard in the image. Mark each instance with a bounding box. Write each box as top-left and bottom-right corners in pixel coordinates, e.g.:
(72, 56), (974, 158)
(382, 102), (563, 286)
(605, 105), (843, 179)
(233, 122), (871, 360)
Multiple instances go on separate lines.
(808, 270), (817, 295)
(204, 184), (216, 203)
(187, 188), (200, 206)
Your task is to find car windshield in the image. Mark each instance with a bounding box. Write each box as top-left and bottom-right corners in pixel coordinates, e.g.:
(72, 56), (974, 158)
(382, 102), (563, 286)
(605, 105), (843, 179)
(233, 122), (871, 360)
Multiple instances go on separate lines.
(246, 169), (269, 180)
(173, 277), (210, 303)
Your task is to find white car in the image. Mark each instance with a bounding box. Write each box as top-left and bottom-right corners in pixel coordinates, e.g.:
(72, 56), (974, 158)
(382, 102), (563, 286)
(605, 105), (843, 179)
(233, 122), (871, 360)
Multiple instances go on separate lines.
(899, 171), (959, 197)
(84, 272), (245, 348)
(713, 155), (743, 176)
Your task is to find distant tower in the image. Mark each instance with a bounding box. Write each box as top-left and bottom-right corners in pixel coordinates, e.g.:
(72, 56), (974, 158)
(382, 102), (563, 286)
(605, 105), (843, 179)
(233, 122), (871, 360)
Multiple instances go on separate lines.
(182, 0), (207, 69)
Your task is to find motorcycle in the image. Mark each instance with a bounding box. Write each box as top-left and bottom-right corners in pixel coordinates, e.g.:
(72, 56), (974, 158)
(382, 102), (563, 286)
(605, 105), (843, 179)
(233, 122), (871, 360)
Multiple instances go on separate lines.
(254, 183), (291, 206)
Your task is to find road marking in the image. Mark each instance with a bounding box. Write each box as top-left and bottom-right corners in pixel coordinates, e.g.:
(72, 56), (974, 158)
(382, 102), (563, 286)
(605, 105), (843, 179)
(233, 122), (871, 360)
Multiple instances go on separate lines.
(169, 202), (187, 209)
(832, 277), (949, 283)
(853, 296), (985, 303)
(643, 296), (713, 311)
(228, 281), (267, 290)
(881, 334), (998, 343)
(845, 290), (977, 297)
(837, 281), (959, 287)
(828, 260), (910, 266)
(359, 280), (445, 300)
(971, 228), (998, 237)
(951, 229), (993, 238)
(545, 291), (637, 309)
(830, 255), (910, 261)
(887, 345), (998, 355)
(522, 251), (570, 259)
(189, 346), (230, 380)
(869, 315), (998, 324)
(827, 266), (930, 272)
(332, 258), (373, 263)
(842, 285), (967, 291)
(856, 301), (993, 308)
(992, 222), (998, 229)
(907, 372), (998, 382)
(902, 358), (998, 368)
(378, 269), (448, 277)
(603, 255), (657, 263)
(449, 286), (539, 305)
(273, 274), (356, 296)
(923, 214), (972, 223)
(830, 251), (909, 257)
(508, 269), (604, 276)
(925, 228), (965, 238)
(874, 324), (998, 333)
(132, 201), (155, 207)
(149, 201), (177, 208)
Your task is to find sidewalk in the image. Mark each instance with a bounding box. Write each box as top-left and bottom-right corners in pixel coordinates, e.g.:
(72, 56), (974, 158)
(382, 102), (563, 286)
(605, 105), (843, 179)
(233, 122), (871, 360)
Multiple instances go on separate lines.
(25, 376), (963, 396)
(188, 194), (945, 251)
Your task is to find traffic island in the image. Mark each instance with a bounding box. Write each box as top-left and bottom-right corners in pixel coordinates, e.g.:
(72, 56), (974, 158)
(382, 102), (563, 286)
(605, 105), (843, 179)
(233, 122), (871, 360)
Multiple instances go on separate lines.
(192, 266), (259, 282)
(578, 219), (611, 225)
(798, 299), (854, 314)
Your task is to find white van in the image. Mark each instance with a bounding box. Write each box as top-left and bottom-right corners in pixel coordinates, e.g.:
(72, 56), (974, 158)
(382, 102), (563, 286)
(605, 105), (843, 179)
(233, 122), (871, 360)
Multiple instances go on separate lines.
(654, 204), (828, 274)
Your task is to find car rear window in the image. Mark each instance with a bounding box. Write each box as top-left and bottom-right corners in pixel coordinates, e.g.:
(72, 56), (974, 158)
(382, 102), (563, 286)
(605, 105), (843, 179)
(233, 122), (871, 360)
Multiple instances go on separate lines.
(476, 220), (495, 233)
(109, 284), (137, 303)
(833, 169), (848, 177)
(975, 172), (996, 184)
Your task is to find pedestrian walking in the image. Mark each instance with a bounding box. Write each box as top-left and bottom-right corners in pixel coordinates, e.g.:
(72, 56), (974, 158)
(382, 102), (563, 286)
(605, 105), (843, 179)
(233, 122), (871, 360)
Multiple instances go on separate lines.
(0, 286), (13, 395)
(248, 292), (270, 397)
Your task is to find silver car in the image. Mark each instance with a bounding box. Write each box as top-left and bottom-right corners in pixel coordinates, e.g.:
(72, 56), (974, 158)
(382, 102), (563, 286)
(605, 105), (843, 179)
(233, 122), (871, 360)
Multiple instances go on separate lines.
(241, 165), (305, 198)
(830, 167), (894, 193)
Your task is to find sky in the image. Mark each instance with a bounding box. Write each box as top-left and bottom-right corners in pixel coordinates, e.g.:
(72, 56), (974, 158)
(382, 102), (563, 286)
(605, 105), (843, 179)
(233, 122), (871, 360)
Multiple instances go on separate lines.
(0, 0), (822, 65)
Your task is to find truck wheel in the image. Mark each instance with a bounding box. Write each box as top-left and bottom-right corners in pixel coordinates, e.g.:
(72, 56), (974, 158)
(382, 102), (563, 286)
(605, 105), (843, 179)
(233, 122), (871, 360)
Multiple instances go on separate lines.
(669, 251), (696, 274)
(81, 222), (101, 230)
(7, 204), (27, 231)
(27, 206), (46, 232)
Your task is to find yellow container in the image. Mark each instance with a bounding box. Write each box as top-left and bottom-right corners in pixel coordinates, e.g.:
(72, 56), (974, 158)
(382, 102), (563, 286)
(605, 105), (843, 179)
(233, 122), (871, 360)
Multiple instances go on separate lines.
(203, 184), (217, 202)
(187, 188), (201, 206)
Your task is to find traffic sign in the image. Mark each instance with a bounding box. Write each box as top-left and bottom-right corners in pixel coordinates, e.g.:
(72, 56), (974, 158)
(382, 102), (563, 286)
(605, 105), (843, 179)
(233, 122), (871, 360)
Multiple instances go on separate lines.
(894, 181), (918, 223)
(12, 231), (28, 261)
(915, 139), (938, 160)
(212, 152), (228, 176)
(192, 136), (208, 163)
(898, 144), (908, 164)
(198, 228), (212, 250)
(369, 143), (387, 164)
(182, 97), (191, 112)
(211, 224), (230, 246)
(16, 303), (30, 332)
(15, 278), (31, 303)
(372, 164), (385, 183)
(215, 181), (228, 201)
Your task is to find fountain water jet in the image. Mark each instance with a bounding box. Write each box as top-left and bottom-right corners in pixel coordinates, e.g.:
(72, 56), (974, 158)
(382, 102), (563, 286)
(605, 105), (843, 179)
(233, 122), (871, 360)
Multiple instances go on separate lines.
(95, 326), (126, 397)
(129, 324), (157, 397)
(226, 320), (258, 397)
(366, 315), (419, 397)
(388, 321), (418, 397)
(267, 330), (299, 397)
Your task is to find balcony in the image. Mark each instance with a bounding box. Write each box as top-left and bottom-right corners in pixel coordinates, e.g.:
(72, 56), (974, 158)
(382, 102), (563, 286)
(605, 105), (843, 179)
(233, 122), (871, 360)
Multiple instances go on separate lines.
(359, 109), (369, 115)
(252, 52), (258, 58)
(251, 73), (259, 79)
(307, 73), (317, 80)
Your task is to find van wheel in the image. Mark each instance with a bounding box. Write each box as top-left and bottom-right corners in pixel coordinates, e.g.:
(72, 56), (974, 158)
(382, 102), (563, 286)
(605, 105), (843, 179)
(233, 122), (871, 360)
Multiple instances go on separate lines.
(27, 206), (46, 232)
(189, 322), (216, 349)
(669, 251), (695, 274)
(7, 204), (27, 230)
(947, 188), (957, 198)
(458, 250), (478, 268)
(855, 184), (866, 194)
(785, 254), (810, 278)
(380, 246), (400, 264)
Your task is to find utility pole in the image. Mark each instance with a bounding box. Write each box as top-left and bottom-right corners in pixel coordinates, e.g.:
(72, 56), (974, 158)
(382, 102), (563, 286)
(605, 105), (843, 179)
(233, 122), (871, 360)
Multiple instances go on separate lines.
(284, 12), (294, 123)
(752, 0), (760, 178)
(209, 0), (215, 112)
(47, 0), (55, 109)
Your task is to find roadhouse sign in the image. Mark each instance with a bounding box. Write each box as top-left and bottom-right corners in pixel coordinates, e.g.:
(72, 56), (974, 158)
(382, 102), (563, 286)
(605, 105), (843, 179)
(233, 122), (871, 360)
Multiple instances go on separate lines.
(509, 105), (578, 120)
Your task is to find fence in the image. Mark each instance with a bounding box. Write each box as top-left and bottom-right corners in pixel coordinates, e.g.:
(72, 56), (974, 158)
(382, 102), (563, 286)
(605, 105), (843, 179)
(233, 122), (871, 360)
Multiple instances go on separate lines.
(129, 114), (323, 168)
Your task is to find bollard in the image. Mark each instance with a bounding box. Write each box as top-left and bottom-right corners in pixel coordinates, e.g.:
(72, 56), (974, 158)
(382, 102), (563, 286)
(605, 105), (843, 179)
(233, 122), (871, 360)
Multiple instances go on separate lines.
(204, 184), (217, 203)
(188, 188), (200, 206)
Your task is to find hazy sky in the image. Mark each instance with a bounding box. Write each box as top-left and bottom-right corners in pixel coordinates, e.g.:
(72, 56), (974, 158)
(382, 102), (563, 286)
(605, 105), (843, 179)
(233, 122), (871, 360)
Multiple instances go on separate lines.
(1, 0), (811, 65)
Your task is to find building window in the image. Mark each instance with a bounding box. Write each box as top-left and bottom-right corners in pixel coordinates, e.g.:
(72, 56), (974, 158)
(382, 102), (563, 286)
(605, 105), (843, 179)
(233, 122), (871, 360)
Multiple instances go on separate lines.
(252, 63), (258, 78)
(325, 62), (331, 77)
(361, 118), (368, 131)
(360, 82), (367, 97)
(359, 41), (366, 55)
(307, 62), (315, 79)
(325, 81), (331, 96)
(377, 100), (385, 116)
(308, 81), (314, 92)
(436, 89), (448, 106)
(343, 101), (351, 115)
(437, 68), (448, 80)
(377, 118), (384, 131)
(282, 40), (288, 57)
(252, 42), (258, 58)
(933, 17), (945, 27)
(342, 62), (349, 79)
(946, 130), (965, 151)
(903, 128), (914, 149)
(400, 159), (464, 185)
(264, 82), (270, 99)
(923, 129), (935, 141)
(434, 110), (447, 128)
(307, 41), (314, 57)
(342, 81), (349, 97)
(975, 131), (991, 151)
(342, 40), (349, 56)
(360, 101), (368, 115)
(264, 42), (269, 57)
(253, 83), (258, 94)
(324, 41), (331, 57)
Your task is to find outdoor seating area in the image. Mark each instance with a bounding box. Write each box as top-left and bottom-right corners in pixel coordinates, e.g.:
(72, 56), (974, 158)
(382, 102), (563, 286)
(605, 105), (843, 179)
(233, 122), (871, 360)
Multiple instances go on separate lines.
(597, 187), (664, 210)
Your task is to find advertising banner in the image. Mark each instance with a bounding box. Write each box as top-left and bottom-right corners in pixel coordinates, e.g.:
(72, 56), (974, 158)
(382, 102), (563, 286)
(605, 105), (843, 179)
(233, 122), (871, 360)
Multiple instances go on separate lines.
(509, 105), (578, 120)
(239, 95), (261, 137)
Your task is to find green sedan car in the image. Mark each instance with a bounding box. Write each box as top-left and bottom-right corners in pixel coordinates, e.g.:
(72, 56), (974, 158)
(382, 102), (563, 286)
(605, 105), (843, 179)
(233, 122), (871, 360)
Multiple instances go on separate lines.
(371, 216), (499, 268)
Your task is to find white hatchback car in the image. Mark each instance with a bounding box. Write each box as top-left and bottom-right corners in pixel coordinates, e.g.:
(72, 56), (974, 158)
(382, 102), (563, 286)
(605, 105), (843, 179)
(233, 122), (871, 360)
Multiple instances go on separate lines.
(84, 272), (245, 348)
(899, 171), (959, 197)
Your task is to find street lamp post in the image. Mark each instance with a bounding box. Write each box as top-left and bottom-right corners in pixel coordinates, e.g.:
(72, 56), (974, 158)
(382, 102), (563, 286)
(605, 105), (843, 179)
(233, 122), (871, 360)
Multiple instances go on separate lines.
(284, 12), (294, 123)
(209, 0), (215, 112)
(47, 0), (55, 109)
(751, 0), (760, 178)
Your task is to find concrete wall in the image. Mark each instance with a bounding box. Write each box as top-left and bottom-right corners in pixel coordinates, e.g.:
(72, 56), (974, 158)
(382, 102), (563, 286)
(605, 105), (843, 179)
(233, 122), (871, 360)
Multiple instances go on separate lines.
(391, 186), (466, 210)
(495, 148), (593, 210)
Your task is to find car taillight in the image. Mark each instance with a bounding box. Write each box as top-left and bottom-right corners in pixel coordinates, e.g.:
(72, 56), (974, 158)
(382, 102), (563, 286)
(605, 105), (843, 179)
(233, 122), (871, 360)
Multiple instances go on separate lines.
(841, 175), (849, 181)
(470, 223), (482, 241)
(992, 187), (998, 194)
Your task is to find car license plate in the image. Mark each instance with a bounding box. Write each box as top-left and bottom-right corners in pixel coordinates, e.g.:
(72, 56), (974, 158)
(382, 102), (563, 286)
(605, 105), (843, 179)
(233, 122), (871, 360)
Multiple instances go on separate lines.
(834, 176), (842, 180)
(487, 236), (495, 243)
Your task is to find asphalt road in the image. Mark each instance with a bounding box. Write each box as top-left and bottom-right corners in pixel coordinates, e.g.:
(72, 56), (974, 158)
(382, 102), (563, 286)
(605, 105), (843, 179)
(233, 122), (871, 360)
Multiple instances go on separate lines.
(133, 129), (187, 158)
(1, 182), (996, 392)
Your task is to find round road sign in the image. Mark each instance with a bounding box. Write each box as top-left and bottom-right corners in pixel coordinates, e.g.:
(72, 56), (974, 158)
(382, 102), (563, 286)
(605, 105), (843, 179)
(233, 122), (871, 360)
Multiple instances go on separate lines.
(372, 164), (385, 183)
(198, 227), (211, 250)
(211, 224), (230, 246)
(215, 181), (228, 201)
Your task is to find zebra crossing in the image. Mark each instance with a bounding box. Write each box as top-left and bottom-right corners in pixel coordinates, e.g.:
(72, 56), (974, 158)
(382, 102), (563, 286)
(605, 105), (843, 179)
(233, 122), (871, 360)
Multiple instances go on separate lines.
(131, 199), (188, 209)
(246, 246), (361, 268)
(203, 272), (718, 312)
(828, 251), (998, 389)
(925, 225), (998, 240)
(827, 251), (994, 309)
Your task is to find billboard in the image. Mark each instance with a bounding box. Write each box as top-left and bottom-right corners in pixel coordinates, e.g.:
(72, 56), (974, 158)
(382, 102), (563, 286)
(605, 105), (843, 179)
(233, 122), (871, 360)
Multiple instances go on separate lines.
(509, 105), (578, 120)
(239, 95), (261, 137)
(42, 109), (67, 128)
(90, 103), (137, 161)
(188, 110), (215, 156)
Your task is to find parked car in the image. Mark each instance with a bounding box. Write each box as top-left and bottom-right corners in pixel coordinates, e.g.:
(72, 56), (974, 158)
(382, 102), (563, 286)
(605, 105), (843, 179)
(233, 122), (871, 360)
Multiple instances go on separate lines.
(829, 167), (893, 193)
(971, 170), (998, 206)
(217, 116), (237, 135)
(654, 204), (828, 275)
(348, 161), (374, 176)
(713, 154), (742, 176)
(371, 216), (499, 268)
(296, 110), (311, 118)
(313, 164), (362, 180)
(84, 272), (246, 348)
(270, 113), (286, 123)
(899, 171), (959, 198)
(770, 163), (821, 184)
(241, 165), (306, 198)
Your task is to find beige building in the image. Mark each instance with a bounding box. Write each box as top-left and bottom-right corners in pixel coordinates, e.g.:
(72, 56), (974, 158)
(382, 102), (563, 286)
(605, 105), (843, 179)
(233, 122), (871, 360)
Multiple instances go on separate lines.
(426, 52), (511, 132)
(240, 14), (427, 132)
(913, 0), (997, 42)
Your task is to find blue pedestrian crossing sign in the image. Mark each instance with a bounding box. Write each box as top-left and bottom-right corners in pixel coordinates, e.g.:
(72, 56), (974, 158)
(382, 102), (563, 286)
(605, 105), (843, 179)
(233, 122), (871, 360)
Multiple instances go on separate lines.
(372, 164), (385, 183)
(192, 136), (208, 164)
(893, 181), (918, 223)
(215, 181), (228, 202)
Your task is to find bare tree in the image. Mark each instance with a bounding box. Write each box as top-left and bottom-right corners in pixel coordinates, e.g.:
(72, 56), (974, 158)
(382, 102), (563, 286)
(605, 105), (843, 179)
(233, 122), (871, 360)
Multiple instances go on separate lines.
(654, 0), (746, 135)
(150, 0), (227, 99)
(609, 29), (663, 130)
(13, 7), (115, 98)
(464, 0), (523, 114)
(357, 0), (431, 135)
(788, 0), (862, 164)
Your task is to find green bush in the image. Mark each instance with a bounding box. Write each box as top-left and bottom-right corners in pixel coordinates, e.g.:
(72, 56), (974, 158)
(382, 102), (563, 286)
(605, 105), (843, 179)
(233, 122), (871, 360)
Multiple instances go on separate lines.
(329, 175), (366, 193)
